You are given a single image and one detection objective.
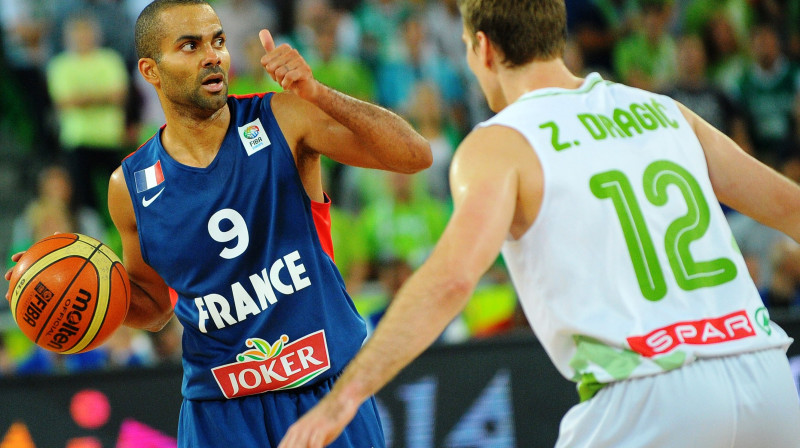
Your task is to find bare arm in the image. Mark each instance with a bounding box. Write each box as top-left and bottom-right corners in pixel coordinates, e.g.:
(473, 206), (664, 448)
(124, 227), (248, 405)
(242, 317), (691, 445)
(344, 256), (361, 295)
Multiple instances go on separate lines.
(108, 167), (174, 331)
(55, 88), (127, 109)
(678, 102), (800, 243)
(259, 29), (432, 174)
(277, 126), (528, 448)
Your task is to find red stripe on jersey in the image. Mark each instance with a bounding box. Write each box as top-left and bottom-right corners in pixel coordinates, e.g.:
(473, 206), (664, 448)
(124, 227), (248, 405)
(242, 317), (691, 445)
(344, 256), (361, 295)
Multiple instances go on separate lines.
(310, 193), (335, 262)
(230, 92), (271, 99)
(122, 124), (166, 162)
(168, 287), (179, 309)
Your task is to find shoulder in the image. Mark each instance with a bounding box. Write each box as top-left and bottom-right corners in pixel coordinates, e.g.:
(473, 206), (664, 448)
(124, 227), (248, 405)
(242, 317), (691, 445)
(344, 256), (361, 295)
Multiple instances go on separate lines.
(269, 91), (317, 120)
(269, 91), (325, 148)
(122, 134), (159, 169)
(451, 125), (534, 182)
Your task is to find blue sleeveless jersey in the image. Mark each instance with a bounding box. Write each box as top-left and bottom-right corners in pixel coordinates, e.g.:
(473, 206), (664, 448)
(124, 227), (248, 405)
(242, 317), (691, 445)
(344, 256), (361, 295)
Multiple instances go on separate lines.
(122, 93), (367, 400)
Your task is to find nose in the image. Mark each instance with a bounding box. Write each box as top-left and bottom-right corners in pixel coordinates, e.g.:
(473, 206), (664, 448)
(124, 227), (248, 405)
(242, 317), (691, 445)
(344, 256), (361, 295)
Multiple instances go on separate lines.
(201, 43), (222, 67)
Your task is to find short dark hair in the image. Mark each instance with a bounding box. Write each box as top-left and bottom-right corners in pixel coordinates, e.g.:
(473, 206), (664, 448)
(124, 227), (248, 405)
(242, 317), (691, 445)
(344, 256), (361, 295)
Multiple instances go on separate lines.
(135, 0), (210, 61)
(457, 0), (567, 67)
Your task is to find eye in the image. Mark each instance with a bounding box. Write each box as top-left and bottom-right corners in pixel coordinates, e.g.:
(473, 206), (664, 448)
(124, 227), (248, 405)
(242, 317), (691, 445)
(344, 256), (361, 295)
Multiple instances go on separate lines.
(214, 37), (225, 47)
(181, 41), (197, 51)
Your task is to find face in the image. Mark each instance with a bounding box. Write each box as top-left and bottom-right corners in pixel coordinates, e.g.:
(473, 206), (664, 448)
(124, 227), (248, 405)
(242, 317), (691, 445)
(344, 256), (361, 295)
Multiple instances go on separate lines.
(677, 35), (706, 77)
(150, 4), (230, 114)
(751, 27), (780, 69)
(40, 167), (72, 204)
(66, 18), (99, 53)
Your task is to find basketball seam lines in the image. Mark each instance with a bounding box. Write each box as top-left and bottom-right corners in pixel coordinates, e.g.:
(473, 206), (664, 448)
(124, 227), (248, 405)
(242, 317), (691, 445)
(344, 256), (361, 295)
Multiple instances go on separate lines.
(33, 241), (104, 344)
(71, 261), (103, 353)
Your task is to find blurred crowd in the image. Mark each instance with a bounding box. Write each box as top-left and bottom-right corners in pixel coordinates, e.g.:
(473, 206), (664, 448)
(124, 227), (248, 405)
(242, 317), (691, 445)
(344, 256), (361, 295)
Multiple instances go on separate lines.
(0, 0), (799, 377)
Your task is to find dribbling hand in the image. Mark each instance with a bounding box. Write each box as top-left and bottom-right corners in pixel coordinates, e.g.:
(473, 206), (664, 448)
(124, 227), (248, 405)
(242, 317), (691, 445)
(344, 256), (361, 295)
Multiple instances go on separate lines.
(5, 252), (24, 302)
(259, 29), (319, 101)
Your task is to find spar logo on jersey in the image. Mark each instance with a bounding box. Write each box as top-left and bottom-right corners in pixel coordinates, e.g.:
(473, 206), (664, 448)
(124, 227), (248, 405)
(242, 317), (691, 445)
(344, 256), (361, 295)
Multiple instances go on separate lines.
(238, 118), (270, 156)
(212, 330), (330, 398)
(627, 310), (756, 358)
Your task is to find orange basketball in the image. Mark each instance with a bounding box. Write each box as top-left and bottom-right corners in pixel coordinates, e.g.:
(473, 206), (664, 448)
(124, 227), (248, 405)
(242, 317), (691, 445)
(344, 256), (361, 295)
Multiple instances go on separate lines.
(8, 233), (130, 354)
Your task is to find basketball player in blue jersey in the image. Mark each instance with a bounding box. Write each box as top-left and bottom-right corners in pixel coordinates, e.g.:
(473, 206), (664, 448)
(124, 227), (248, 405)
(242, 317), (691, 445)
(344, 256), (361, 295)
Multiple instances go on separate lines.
(6, 0), (430, 446)
(279, 1), (800, 447)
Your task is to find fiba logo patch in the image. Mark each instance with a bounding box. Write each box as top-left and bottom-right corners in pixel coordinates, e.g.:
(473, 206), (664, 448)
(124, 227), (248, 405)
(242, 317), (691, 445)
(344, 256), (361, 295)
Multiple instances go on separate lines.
(243, 125), (259, 139)
(238, 118), (271, 155)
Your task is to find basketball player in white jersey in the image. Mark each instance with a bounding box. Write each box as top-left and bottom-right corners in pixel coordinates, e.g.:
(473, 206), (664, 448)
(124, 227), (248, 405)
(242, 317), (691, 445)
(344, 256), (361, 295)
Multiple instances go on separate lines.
(278, 1), (800, 446)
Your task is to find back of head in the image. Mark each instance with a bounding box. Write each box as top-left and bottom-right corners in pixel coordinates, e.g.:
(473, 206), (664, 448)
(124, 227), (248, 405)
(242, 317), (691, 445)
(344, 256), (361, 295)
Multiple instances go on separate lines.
(135, 0), (211, 61)
(457, 0), (567, 67)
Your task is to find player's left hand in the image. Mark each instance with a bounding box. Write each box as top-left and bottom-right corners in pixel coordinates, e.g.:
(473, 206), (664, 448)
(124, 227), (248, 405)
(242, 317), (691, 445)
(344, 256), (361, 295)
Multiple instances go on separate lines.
(277, 394), (357, 448)
(259, 29), (319, 101)
(4, 252), (24, 302)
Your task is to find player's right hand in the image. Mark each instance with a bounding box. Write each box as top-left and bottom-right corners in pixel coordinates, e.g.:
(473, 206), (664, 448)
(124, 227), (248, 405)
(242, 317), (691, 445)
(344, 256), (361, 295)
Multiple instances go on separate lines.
(259, 29), (320, 101)
(5, 252), (24, 302)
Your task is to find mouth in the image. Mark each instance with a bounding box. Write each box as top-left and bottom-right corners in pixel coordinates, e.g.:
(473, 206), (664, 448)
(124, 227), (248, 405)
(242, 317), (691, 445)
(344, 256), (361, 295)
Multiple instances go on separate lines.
(200, 73), (226, 93)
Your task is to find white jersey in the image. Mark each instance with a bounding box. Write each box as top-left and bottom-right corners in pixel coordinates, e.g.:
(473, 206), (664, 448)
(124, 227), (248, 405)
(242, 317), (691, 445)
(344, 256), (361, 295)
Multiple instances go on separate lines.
(480, 73), (791, 399)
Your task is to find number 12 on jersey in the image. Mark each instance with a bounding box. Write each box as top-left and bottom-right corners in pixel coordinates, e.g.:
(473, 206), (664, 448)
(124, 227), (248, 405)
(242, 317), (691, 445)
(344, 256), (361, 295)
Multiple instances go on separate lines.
(589, 160), (737, 301)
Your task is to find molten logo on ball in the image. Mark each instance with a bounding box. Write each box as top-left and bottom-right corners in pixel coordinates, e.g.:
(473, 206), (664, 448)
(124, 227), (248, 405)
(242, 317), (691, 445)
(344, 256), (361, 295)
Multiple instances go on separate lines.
(45, 289), (92, 351)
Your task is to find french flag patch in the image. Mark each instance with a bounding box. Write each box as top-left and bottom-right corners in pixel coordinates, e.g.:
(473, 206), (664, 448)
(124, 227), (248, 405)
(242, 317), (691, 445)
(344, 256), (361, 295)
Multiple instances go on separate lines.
(134, 160), (165, 193)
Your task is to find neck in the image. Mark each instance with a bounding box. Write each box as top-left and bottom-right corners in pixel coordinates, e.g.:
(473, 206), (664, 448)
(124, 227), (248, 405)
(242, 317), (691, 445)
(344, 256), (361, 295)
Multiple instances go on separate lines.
(161, 101), (231, 168)
(497, 58), (584, 108)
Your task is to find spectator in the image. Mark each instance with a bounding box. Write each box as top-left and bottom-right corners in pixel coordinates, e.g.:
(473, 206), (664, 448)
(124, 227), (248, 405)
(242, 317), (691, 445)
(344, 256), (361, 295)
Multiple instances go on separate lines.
(613, 0), (677, 91)
(308, 14), (376, 102)
(683, 0), (754, 45)
(727, 210), (788, 293)
(353, 257), (468, 344)
(375, 12), (465, 117)
(0, 0), (57, 156)
(354, 0), (413, 71)
(104, 326), (154, 369)
(405, 81), (457, 202)
(7, 164), (106, 268)
(701, 12), (748, 95)
(356, 172), (449, 270)
(46, 14), (129, 212)
(763, 238), (800, 308)
(423, 0), (464, 72)
(51, 0), (137, 70)
(228, 34), (282, 95)
(215, 0), (278, 77)
(734, 23), (800, 167)
(0, 336), (14, 376)
(568, 0), (640, 74)
(329, 205), (370, 294)
(665, 34), (752, 154)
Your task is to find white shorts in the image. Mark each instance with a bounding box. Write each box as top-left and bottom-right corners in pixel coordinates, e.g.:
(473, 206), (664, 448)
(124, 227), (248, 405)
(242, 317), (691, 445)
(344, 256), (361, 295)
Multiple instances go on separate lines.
(556, 348), (800, 448)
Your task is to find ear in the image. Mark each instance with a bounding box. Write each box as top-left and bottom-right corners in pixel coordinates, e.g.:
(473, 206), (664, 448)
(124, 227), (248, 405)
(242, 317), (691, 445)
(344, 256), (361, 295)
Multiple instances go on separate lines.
(474, 31), (495, 71)
(138, 57), (161, 87)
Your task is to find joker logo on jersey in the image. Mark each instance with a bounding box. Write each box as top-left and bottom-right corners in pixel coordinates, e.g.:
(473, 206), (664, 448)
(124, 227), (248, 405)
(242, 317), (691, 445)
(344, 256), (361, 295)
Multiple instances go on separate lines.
(194, 250), (311, 333)
(212, 330), (330, 398)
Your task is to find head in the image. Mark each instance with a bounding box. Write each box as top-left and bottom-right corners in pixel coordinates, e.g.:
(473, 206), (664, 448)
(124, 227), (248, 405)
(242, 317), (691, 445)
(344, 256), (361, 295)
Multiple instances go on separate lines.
(135, 0), (230, 115)
(640, 0), (673, 43)
(458, 0), (566, 67)
(676, 34), (707, 83)
(65, 15), (101, 54)
(458, 0), (567, 111)
(37, 165), (73, 205)
(750, 24), (782, 70)
(312, 13), (339, 62)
